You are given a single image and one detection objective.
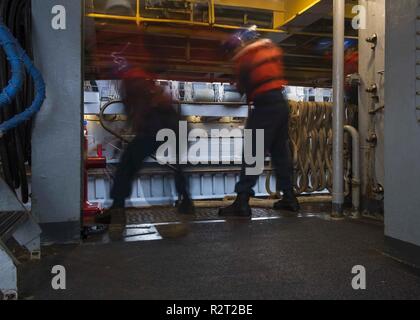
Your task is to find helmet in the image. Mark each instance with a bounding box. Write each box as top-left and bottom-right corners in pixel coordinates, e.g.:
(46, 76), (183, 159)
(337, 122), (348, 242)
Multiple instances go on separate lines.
(241, 25), (260, 43)
(222, 25), (260, 54)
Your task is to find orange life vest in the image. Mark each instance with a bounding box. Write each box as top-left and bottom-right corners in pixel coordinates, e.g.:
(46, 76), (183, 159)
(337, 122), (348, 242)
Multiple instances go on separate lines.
(234, 39), (287, 102)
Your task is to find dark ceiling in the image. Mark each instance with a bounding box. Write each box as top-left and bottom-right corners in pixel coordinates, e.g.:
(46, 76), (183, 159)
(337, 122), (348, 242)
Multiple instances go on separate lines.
(85, 1), (358, 87)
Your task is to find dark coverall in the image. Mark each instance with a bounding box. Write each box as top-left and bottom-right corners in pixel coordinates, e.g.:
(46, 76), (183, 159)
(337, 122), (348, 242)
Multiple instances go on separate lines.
(235, 90), (293, 196)
(110, 78), (190, 209)
(233, 39), (294, 196)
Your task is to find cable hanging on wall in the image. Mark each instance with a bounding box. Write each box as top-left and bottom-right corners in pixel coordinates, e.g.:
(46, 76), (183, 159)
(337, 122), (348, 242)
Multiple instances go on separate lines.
(0, 0), (45, 203)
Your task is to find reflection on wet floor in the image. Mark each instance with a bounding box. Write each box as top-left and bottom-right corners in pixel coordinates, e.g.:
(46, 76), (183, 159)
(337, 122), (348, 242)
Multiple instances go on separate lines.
(123, 215), (325, 242)
(124, 225), (163, 242)
(85, 203), (336, 243)
(121, 206), (326, 243)
(126, 206), (325, 224)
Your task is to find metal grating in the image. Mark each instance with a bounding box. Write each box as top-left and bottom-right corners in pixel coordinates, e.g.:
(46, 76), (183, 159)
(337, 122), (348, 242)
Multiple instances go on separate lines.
(126, 207), (282, 225)
(0, 211), (28, 242)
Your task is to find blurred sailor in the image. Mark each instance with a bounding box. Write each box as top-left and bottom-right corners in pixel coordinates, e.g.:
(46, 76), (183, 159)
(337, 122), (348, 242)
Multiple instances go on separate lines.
(219, 26), (300, 218)
(96, 68), (194, 238)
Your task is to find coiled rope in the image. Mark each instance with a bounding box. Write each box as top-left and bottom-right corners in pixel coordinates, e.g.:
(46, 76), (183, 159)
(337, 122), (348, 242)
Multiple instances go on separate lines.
(267, 101), (357, 196)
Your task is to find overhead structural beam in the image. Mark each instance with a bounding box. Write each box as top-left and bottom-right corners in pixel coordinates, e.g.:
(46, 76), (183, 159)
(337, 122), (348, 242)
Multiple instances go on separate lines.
(213, 0), (285, 12)
(86, 0), (339, 36)
(331, 0), (345, 218)
(91, 19), (358, 41)
(281, 0), (322, 26)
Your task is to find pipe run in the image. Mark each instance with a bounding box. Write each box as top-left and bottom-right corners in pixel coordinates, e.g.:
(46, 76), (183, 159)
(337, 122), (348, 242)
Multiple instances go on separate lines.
(344, 125), (360, 217)
(331, 0), (345, 218)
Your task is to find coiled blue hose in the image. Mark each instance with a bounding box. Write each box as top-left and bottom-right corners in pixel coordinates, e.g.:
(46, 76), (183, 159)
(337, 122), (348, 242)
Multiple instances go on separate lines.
(0, 24), (24, 109)
(0, 21), (45, 135)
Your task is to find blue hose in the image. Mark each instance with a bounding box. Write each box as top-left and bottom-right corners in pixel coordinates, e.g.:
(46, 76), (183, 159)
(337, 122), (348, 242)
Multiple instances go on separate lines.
(0, 24), (24, 109)
(0, 22), (46, 135)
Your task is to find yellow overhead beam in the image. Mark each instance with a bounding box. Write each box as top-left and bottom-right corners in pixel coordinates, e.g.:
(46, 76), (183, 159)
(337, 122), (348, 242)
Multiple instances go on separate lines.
(214, 0), (285, 12)
(345, 3), (358, 19)
(214, 0), (286, 29)
(281, 0), (322, 26)
(325, 3), (358, 19)
(214, 0), (353, 28)
(87, 0), (331, 32)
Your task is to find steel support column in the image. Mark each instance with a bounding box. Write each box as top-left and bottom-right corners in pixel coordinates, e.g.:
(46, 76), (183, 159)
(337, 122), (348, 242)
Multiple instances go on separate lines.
(31, 0), (83, 243)
(332, 0), (345, 217)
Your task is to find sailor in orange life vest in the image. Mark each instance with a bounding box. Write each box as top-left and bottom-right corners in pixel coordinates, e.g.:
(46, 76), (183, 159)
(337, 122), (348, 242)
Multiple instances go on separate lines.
(95, 68), (195, 236)
(219, 26), (300, 218)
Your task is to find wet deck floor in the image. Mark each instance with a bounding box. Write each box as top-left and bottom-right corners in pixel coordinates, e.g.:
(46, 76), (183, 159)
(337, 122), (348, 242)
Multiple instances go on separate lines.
(17, 205), (420, 300)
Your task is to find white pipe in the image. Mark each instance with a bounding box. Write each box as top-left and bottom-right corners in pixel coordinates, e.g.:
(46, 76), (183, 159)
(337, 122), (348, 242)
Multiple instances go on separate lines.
(344, 125), (360, 217)
(332, 0), (345, 218)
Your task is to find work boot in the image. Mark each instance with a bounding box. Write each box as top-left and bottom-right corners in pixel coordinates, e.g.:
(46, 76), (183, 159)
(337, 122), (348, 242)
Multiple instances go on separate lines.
(273, 190), (300, 212)
(177, 197), (195, 215)
(95, 211), (112, 225)
(95, 198), (125, 225)
(109, 208), (126, 241)
(95, 207), (126, 241)
(218, 193), (252, 218)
